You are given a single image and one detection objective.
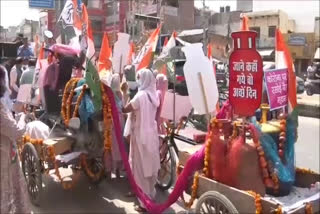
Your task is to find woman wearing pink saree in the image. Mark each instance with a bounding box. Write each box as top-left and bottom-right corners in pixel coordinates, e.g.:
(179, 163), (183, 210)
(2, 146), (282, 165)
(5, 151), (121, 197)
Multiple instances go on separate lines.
(122, 69), (160, 212)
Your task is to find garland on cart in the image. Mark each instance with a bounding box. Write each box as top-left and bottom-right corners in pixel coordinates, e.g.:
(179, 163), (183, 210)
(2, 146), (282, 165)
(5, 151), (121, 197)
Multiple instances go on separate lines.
(61, 78), (79, 126)
(21, 135), (80, 190)
(100, 83), (112, 152)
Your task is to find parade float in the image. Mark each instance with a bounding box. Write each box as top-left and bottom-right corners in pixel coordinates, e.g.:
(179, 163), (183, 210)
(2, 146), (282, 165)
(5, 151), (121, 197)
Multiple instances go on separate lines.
(15, 2), (319, 211)
(18, 44), (109, 206)
(157, 30), (320, 213)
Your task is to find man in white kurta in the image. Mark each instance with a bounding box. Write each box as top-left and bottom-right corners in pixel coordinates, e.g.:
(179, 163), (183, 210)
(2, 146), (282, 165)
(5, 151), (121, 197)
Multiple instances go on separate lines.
(123, 69), (160, 211)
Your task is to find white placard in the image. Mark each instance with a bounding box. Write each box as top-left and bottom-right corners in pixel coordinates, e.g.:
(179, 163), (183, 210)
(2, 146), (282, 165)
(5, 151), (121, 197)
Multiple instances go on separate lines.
(182, 43), (219, 115)
(160, 91), (193, 121)
(112, 33), (130, 74)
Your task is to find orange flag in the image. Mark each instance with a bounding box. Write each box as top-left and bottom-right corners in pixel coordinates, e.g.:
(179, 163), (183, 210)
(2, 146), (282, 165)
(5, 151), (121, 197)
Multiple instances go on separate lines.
(127, 42), (135, 65)
(163, 36), (169, 46)
(241, 15), (249, 31)
(134, 26), (161, 70)
(82, 4), (95, 59)
(98, 32), (112, 72)
(207, 44), (212, 59)
(36, 42), (45, 70)
(275, 29), (297, 114)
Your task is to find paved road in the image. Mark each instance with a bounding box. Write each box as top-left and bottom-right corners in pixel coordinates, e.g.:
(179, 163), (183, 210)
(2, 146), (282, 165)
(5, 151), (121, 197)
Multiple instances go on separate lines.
(31, 116), (319, 213)
(295, 116), (320, 172)
(297, 92), (320, 106)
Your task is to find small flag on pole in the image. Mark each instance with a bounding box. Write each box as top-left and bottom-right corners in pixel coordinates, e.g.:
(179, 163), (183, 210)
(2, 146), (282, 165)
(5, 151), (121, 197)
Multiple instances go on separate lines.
(98, 32), (112, 73)
(134, 26), (161, 70)
(275, 28), (297, 116)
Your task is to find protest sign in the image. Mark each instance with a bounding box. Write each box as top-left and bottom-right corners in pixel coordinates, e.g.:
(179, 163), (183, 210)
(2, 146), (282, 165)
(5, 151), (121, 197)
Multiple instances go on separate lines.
(264, 68), (288, 110)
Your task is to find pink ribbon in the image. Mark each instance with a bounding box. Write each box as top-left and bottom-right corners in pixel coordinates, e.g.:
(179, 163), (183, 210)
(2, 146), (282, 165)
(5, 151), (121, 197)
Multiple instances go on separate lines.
(104, 85), (205, 213)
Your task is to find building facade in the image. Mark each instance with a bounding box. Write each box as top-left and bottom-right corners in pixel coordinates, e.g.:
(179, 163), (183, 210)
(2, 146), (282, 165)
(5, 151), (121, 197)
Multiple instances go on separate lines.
(127, 0), (194, 41)
(283, 33), (317, 75)
(245, 10), (295, 49)
(45, 0), (128, 49)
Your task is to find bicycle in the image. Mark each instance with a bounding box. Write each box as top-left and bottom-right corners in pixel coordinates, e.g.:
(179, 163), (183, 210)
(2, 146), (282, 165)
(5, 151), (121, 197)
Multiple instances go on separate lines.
(156, 109), (199, 191)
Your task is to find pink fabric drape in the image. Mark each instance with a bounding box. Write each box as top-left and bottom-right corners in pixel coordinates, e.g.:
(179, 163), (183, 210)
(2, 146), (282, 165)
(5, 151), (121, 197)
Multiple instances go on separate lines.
(104, 85), (205, 213)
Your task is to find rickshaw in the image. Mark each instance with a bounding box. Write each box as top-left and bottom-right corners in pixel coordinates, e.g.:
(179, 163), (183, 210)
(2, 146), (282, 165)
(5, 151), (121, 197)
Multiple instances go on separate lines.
(155, 45), (320, 214)
(18, 48), (106, 206)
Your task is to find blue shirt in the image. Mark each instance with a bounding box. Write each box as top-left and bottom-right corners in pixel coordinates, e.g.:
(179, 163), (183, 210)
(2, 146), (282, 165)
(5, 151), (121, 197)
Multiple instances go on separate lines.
(17, 45), (34, 57)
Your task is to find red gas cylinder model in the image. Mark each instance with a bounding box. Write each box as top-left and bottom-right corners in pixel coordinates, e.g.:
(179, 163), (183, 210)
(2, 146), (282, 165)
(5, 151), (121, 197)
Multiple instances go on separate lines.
(229, 31), (263, 117)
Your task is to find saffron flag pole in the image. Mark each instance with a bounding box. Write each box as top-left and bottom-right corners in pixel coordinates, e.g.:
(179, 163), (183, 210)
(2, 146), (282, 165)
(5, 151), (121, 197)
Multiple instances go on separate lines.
(98, 32), (112, 73)
(275, 29), (297, 119)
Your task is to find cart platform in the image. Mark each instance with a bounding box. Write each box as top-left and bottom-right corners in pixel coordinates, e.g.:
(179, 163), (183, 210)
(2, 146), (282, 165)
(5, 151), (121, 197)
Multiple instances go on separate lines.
(178, 147), (320, 213)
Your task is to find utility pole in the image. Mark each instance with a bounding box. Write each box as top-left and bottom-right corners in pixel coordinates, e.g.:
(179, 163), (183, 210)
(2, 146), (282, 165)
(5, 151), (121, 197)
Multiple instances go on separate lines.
(113, 0), (117, 45)
(202, 0), (207, 54)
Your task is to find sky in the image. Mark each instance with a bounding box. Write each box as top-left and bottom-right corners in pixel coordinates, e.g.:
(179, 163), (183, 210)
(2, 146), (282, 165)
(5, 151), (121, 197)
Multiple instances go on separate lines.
(0, 0), (40, 28)
(0, 0), (319, 32)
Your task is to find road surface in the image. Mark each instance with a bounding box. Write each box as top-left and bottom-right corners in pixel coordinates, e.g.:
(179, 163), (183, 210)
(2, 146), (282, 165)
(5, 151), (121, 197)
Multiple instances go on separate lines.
(31, 116), (319, 213)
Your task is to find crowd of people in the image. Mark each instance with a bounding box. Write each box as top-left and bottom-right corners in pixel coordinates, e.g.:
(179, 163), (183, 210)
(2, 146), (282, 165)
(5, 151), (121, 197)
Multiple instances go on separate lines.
(0, 31), (170, 213)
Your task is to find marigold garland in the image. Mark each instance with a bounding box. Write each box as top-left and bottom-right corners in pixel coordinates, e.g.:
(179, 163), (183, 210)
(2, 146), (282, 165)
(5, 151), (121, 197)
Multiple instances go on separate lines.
(61, 79), (75, 121)
(247, 190), (262, 214)
(296, 167), (318, 175)
(47, 145), (79, 190)
(72, 84), (87, 118)
(305, 202), (313, 214)
(20, 135), (44, 160)
(275, 205), (283, 214)
(66, 79), (79, 125)
(100, 84), (112, 153)
(80, 154), (104, 181)
(278, 119), (287, 159)
(61, 78), (80, 126)
(182, 171), (199, 208)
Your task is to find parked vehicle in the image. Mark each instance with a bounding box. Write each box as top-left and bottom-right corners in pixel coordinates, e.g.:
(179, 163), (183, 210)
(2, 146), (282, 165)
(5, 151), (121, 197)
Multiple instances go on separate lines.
(215, 62), (229, 88)
(305, 63), (320, 95)
(296, 76), (305, 94)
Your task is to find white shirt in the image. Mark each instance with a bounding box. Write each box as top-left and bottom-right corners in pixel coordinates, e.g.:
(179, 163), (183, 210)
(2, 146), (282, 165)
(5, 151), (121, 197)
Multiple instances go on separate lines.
(10, 66), (19, 93)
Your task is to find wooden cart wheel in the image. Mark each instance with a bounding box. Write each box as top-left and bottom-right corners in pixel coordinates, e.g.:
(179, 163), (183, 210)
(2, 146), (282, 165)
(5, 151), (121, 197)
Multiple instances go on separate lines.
(21, 143), (43, 206)
(195, 191), (239, 214)
(156, 136), (176, 191)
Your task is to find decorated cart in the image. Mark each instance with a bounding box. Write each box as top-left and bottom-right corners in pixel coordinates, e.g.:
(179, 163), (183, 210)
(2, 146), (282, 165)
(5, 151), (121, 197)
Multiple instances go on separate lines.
(17, 45), (114, 206)
(156, 30), (320, 214)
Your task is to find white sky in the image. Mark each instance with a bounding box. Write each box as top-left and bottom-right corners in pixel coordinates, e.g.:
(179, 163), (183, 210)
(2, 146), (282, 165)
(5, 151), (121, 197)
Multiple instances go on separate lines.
(0, 0), (40, 28)
(1, 0), (319, 32)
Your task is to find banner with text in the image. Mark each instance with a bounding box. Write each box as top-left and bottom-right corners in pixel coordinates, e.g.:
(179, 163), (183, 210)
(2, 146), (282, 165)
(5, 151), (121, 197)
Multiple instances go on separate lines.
(264, 68), (288, 110)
